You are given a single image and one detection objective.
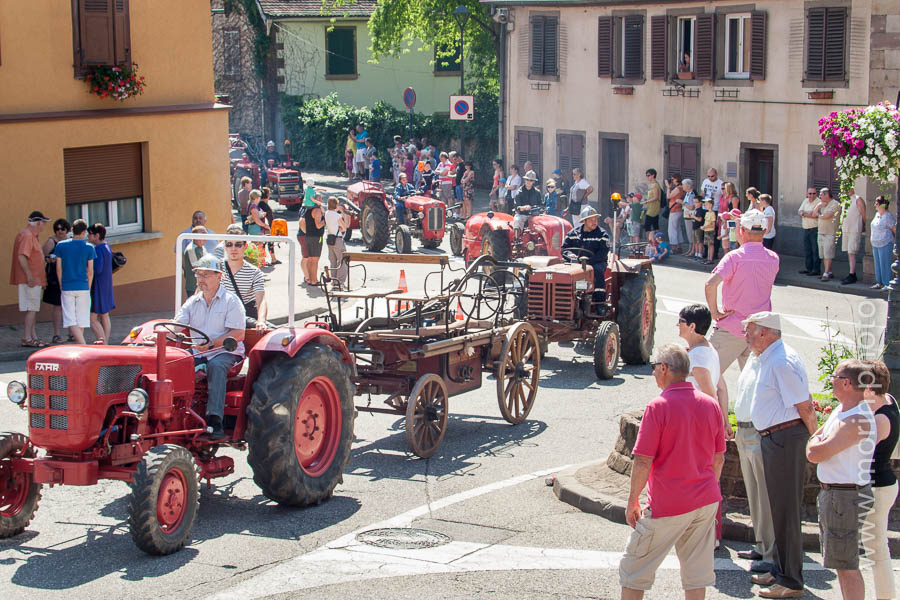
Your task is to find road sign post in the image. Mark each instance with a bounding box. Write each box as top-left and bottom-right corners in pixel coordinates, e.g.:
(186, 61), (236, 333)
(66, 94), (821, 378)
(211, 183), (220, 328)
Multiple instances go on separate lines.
(403, 88), (416, 141)
(449, 95), (474, 121)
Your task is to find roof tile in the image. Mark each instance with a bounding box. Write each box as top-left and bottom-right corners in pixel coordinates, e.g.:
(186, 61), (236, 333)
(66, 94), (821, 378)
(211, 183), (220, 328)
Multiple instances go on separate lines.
(257, 0), (377, 19)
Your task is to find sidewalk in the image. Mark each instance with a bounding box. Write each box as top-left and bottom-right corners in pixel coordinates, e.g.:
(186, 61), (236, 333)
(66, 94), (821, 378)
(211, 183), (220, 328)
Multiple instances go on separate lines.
(553, 459), (900, 554)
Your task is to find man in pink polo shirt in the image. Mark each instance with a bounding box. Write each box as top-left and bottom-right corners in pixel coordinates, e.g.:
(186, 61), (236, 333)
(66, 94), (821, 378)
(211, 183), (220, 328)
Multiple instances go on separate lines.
(704, 209), (779, 374)
(619, 344), (726, 599)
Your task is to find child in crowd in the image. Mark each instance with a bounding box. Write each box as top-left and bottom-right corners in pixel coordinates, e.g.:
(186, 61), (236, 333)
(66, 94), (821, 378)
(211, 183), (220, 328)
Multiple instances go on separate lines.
(344, 149), (354, 179)
(461, 161), (476, 218)
(627, 192), (643, 244)
(727, 209), (741, 249)
(369, 153), (382, 181)
(646, 232), (669, 262)
(690, 195), (705, 259)
(701, 198), (717, 264)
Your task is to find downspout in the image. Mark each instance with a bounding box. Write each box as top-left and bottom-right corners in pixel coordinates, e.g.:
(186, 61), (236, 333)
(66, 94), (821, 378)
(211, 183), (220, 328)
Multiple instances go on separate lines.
(499, 17), (508, 165)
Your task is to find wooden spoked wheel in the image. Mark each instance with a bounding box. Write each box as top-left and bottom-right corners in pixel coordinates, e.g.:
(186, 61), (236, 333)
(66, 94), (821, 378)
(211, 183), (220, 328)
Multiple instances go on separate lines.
(405, 374), (449, 459)
(496, 322), (541, 424)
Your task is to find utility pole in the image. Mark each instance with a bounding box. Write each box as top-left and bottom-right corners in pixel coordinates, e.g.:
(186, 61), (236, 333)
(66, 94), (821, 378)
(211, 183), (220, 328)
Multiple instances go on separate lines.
(453, 5), (470, 158)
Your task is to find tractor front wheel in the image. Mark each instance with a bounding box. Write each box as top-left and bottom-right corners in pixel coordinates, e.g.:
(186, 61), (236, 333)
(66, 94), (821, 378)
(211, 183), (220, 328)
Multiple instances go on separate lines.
(617, 270), (656, 364)
(449, 223), (464, 256)
(0, 433), (41, 539)
(128, 444), (200, 555)
(593, 321), (620, 380)
(395, 225), (413, 254)
(360, 200), (390, 251)
(247, 345), (355, 506)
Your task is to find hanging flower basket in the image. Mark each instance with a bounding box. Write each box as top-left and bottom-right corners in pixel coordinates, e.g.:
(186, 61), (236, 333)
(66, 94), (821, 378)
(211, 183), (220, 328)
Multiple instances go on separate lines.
(85, 63), (146, 101)
(818, 101), (900, 204)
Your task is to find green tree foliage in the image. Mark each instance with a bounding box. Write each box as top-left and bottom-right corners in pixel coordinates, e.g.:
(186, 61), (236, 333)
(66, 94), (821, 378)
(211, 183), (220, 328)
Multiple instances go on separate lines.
(324, 0), (501, 95)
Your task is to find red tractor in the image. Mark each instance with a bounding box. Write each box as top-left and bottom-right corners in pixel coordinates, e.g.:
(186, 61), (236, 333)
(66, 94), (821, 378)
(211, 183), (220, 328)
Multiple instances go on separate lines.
(0, 236), (355, 555)
(231, 138), (304, 209)
(341, 181), (448, 253)
(451, 208), (572, 265)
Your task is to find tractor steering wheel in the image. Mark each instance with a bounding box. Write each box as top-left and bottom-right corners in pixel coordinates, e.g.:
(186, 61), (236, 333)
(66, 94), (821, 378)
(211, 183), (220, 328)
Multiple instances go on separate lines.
(562, 247), (596, 263)
(152, 321), (212, 348)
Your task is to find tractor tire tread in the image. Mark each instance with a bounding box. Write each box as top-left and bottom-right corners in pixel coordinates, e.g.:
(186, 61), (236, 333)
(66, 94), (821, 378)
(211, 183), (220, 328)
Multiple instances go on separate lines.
(361, 200), (390, 251)
(0, 432), (42, 539)
(617, 270), (656, 364)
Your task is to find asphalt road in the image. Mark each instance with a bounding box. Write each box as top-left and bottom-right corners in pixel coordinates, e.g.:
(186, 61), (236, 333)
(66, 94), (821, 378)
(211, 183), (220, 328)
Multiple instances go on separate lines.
(0, 232), (893, 600)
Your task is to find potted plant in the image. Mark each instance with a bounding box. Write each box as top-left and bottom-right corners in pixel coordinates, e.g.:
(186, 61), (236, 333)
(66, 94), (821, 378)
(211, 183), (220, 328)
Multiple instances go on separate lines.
(85, 64), (146, 101)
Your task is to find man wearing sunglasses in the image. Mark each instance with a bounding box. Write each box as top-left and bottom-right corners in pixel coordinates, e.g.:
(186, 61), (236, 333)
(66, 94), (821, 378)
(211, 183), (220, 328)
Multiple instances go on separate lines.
(219, 224), (268, 331)
(797, 188), (821, 276)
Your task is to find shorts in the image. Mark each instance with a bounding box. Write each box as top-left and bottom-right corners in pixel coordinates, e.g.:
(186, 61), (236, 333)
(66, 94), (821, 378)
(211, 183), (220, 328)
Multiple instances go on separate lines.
(643, 214), (659, 232)
(626, 220), (642, 238)
(354, 148), (366, 163)
(818, 233), (837, 260)
(18, 284), (42, 312)
(693, 228), (704, 244)
(299, 234), (323, 258)
(818, 486), (872, 570)
(61, 290), (91, 328)
(619, 502), (717, 591)
(513, 212), (529, 230)
(841, 230), (861, 253)
(703, 230), (715, 245)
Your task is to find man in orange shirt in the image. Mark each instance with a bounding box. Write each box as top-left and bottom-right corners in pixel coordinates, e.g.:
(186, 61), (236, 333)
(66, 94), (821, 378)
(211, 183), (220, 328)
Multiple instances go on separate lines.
(10, 211), (50, 347)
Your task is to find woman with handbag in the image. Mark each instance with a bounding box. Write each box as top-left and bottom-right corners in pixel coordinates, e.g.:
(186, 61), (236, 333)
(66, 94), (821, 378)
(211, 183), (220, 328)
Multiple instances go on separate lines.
(221, 224), (269, 331)
(87, 223), (115, 343)
(665, 175), (686, 254)
(324, 197), (350, 289)
(42, 218), (70, 344)
(298, 197), (325, 285)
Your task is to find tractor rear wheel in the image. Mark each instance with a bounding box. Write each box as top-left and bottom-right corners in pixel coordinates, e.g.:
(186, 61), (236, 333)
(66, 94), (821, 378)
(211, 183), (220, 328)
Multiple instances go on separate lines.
(481, 229), (510, 263)
(0, 433), (41, 539)
(617, 269), (656, 364)
(247, 344), (355, 506)
(449, 223), (464, 256)
(232, 172), (249, 212)
(128, 444), (200, 555)
(496, 322), (541, 424)
(360, 200), (390, 251)
(394, 225), (412, 254)
(593, 321), (620, 380)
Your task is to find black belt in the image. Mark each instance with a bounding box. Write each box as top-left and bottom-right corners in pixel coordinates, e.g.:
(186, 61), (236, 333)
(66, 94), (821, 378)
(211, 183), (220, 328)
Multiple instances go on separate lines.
(820, 483), (865, 490)
(758, 418), (804, 437)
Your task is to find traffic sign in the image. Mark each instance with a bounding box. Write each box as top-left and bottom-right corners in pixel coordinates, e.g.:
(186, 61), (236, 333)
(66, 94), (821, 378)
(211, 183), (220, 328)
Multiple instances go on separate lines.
(449, 94), (474, 121)
(403, 87), (416, 109)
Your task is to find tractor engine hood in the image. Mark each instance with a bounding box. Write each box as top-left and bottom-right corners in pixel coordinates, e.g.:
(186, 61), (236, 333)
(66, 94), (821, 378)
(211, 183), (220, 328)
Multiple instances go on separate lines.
(24, 345), (195, 453)
(403, 195), (444, 211)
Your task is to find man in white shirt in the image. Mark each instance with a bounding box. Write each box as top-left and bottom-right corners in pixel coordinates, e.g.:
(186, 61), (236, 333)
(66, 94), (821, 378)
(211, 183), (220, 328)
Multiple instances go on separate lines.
(504, 165), (523, 214)
(700, 168), (723, 208)
(568, 168), (593, 222)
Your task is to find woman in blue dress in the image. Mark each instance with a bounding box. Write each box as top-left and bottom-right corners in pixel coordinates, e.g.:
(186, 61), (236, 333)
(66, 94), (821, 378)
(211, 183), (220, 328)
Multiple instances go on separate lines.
(88, 223), (115, 343)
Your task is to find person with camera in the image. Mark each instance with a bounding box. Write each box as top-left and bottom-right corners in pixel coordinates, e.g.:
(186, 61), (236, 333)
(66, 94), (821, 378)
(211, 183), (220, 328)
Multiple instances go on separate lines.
(324, 197), (350, 289)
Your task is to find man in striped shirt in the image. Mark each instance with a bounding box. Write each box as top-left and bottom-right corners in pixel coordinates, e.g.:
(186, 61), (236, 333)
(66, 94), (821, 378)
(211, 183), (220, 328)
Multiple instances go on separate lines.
(221, 224), (268, 330)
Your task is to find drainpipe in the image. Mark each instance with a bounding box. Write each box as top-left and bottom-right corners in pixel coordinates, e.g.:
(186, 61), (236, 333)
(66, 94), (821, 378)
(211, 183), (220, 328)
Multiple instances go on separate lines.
(499, 20), (507, 164)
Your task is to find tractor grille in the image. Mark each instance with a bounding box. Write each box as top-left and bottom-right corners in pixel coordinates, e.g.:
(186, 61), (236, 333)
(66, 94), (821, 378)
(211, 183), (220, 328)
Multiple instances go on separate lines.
(50, 414), (68, 430)
(31, 413), (45, 429)
(50, 395), (67, 411)
(28, 370), (70, 431)
(97, 365), (142, 395)
(527, 280), (576, 321)
(29, 374), (44, 390)
(427, 207), (444, 231)
(30, 394), (45, 409)
(49, 375), (67, 391)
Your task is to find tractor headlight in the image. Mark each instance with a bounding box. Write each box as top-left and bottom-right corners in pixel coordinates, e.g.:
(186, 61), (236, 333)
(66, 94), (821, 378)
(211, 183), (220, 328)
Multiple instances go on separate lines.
(526, 241), (536, 251)
(7, 381), (26, 405)
(127, 388), (149, 413)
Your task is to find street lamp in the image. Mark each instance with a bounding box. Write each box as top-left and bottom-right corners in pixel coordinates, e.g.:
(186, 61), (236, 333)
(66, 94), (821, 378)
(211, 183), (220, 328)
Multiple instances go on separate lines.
(453, 4), (470, 158)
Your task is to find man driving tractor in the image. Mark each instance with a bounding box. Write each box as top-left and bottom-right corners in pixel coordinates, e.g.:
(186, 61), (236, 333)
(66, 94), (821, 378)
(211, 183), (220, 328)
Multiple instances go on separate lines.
(262, 140), (282, 166)
(393, 172), (416, 224)
(562, 206), (610, 302)
(513, 170), (542, 233)
(174, 254), (246, 440)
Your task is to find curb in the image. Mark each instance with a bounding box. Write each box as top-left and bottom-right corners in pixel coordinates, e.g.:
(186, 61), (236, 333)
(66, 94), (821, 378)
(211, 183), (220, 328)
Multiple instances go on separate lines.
(553, 460), (900, 554)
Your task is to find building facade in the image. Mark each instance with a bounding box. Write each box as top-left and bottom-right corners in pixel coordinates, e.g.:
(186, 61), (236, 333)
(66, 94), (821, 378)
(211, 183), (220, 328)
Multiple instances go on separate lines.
(0, 0), (230, 323)
(493, 0), (899, 264)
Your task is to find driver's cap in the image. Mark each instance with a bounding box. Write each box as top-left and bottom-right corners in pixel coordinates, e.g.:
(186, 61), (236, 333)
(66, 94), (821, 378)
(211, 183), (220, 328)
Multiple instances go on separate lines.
(580, 206), (600, 220)
(193, 255), (224, 274)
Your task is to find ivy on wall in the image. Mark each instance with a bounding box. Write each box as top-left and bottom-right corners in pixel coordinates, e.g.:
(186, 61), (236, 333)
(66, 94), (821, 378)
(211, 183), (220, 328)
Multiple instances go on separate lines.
(223, 0), (271, 79)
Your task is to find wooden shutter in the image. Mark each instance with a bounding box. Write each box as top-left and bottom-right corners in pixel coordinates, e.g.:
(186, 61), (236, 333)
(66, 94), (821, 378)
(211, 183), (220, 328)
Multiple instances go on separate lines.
(530, 17), (545, 75)
(64, 143), (142, 205)
(823, 7), (846, 80)
(809, 152), (839, 195)
(516, 131), (543, 177)
(597, 16), (613, 78)
(694, 13), (715, 80)
(623, 15), (643, 79)
(78, 0), (115, 68)
(667, 143), (682, 179)
(650, 15), (667, 80)
(543, 17), (558, 76)
(667, 142), (698, 181)
(806, 7), (825, 80)
(113, 0), (131, 65)
(749, 11), (767, 80)
(571, 134), (584, 171)
(558, 135), (572, 173)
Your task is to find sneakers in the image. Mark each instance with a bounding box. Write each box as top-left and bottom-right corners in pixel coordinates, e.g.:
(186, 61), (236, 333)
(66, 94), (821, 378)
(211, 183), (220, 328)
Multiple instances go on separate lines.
(206, 415), (227, 441)
(820, 272), (833, 281)
(872, 283), (884, 289)
(840, 273), (857, 285)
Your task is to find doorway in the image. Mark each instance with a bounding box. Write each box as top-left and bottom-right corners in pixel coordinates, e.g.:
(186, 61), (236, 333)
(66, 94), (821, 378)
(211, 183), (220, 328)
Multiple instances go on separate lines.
(740, 143), (778, 208)
(598, 133), (628, 218)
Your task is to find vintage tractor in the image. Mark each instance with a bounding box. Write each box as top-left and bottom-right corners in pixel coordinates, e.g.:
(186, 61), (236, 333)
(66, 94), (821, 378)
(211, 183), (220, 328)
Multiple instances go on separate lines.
(231, 138), (304, 209)
(0, 235), (355, 555)
(341, 180), (448, 253)
(454, 208), (572, 266)
(515, 250), (656, 379)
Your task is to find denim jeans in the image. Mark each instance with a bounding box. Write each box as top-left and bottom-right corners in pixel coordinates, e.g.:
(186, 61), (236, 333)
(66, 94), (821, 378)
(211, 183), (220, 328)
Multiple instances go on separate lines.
(802, 227), (820, 273)
(873, 242), (893, 285)
(195, 352), (242, 419)
(394, 198), (407, 224)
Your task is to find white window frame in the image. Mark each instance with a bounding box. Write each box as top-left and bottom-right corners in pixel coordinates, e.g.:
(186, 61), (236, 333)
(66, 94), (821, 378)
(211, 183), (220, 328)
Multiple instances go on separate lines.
(677, 17), (696, 74)
(725, 13), (751, 79)
(67, 197), (143, 237)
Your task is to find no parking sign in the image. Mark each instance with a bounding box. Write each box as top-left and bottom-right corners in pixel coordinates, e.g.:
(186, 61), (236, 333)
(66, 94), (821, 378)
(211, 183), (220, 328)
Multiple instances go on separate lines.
(449, 95), (474, 121)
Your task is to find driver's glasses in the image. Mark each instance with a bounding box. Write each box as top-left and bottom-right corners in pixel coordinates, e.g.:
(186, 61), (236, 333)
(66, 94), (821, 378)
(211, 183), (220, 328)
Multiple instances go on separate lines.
(225, 242), (245, 248)
(195, 271), (217, 279)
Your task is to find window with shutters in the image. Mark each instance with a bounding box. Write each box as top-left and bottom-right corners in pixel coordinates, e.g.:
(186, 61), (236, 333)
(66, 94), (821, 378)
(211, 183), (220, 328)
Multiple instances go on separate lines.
(515, 129), (543, 180)
(665, 139), (700, 183)
(676, 17), (695, 76)
(325, 27), (356, 78)
(804, 6), (847, 84)
(807, 149), (840, 197)
(64, 143), (144, 236)
(223, 28), (241, 79)
(71, 0), (131, 78)
(529, 15), (558, 79)
(650, 15), (668, 80)
(599, 15), (645, 81)
(557, 133), (585, 175)
(725, 14), (750, 78)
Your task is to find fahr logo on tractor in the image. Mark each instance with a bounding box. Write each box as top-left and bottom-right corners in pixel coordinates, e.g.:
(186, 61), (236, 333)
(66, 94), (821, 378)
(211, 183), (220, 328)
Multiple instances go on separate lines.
(0, 234), (355, 556)
(339, 181), (448, 253)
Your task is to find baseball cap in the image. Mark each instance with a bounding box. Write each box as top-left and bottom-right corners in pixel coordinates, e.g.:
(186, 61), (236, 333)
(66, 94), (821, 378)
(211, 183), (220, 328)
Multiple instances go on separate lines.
(742, 311), (781, 332)
(629, 192), (643, 200)
(654, 232), (664, 240)
(552, 169), (562, 175)
(740, 209), (768, 230)
(193, 255), (224, 274)
(27, 211), (50, 222)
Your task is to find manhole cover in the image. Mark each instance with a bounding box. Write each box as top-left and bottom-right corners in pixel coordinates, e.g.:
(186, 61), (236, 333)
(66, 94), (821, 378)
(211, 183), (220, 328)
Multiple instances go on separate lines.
(356, 527), (452, 549)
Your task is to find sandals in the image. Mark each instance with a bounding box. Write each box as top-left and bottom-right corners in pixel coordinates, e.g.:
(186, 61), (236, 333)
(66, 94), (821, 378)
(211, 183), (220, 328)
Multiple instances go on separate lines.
(21, 339), (47, 348)
(51, 335), (63, 344)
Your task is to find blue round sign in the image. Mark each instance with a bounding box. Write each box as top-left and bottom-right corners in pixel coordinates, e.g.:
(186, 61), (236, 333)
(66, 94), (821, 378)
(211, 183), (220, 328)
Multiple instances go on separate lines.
(403, 87), (416, 109)
(453, 100), (470, 115)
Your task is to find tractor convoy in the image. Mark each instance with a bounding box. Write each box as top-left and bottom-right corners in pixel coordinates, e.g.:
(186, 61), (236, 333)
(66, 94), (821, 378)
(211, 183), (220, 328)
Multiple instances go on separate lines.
(0, 180), (657, 557)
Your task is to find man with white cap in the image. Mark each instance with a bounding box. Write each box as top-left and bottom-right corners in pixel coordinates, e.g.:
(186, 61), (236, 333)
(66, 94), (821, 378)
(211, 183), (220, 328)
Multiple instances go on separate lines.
(262, 140), (280, 167)
(513, 170), (542, 232)
(563, 206), (610, 301)
(174, 254), (245, 440)
(704, 209), (779, 375)
(743, 311), (817, 598)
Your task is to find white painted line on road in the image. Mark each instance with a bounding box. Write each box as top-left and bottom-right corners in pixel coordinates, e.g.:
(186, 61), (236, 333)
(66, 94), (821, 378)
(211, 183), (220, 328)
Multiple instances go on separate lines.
(781, 315), (855, 345)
